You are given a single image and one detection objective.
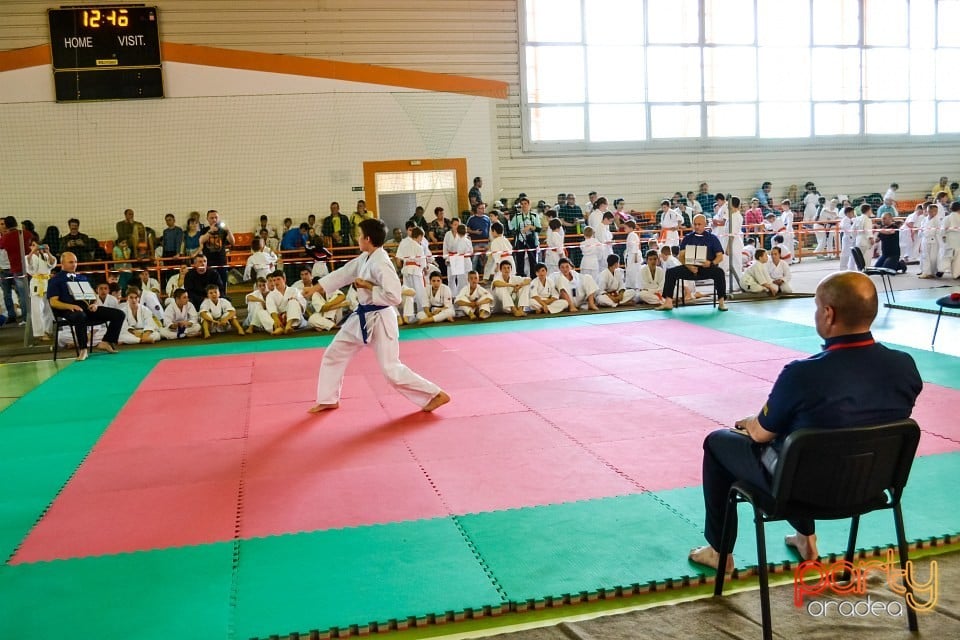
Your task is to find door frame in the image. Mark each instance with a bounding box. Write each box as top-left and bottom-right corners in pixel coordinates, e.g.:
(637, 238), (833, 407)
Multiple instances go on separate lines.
(363, 158), (469, 219)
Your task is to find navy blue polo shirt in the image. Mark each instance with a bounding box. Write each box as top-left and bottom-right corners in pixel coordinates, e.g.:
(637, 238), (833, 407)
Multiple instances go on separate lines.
(679, 231), (724, 262)
(47, 271), (89, 304)
(757, 332), (922, 444)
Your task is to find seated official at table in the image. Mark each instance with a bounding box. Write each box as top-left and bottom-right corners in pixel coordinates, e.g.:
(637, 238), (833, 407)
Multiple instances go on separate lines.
(46, 252), (125, 361)
(688, 271), (923, 572)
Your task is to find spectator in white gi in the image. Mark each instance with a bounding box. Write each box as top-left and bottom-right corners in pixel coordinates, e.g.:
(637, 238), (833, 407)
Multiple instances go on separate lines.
(491, 260), (531, 317)
(528, 262), (568, 314)
(455, 270), (493, 320)
(159, 287), (201, 340)
(417, 273), (455, 324)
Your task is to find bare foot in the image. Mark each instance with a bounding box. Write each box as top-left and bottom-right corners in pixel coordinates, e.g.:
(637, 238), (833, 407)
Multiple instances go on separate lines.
(284, 324), (295, 334)
(307, 402), (340, 414)
(785, 533), (819, 561)
(688, 545), (734, 573)
(77, 348), (89, 361)
(422, 390), (451, 412)
(655, 301), (674, 311)
(95, 342), (117, 354)
(272, 328), (284, 336)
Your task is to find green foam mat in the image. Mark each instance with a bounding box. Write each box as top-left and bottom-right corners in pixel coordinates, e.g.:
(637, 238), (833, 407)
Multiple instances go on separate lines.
(459, 493), (708, 599)
(0, 543), (233, 640)
(233, 518), (504, 639)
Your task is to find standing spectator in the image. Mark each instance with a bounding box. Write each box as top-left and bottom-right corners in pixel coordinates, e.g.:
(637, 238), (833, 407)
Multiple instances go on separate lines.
(350, 200), (374, 245)
(426, 206), (451, 244)
(1, 217), (37, 325)
(408, 206), (429, 233)
(754, 181), (773, 213)
(183, 217), (203, 258)
(695, 183), (716, 218)
(883, 182), (899, 203)
(321, 201), (352, 250)
(686, 191), (703, 216)
(199, 209), (234, 283)
(469, 177), (483, 208)
(510, 196), (541, 277)
(59, 218), (90, 259)
(160, 213), (184, 259)
(556, 192), (583, 234)
(466, 202), (491, 272)
(115, 209), (146, 253)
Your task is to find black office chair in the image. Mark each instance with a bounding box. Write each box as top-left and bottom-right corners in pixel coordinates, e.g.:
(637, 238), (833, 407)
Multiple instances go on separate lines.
(851, 247), (896, 305)
(714, 420), (921, 640)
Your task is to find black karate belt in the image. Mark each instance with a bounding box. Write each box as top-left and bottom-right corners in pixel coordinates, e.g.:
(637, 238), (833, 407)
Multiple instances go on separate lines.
(357, 304), (388, 343)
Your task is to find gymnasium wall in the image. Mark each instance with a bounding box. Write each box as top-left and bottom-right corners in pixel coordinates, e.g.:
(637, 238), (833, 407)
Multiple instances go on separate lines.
(1, 0), (958, 241)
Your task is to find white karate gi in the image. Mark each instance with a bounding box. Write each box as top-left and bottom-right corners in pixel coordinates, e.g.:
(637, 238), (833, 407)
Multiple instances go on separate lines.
(455, 283), (493, 318)
(814, 205), (839, 255)
(596, 268), (636, 307)
(941, 211), (960, 278)
(766, 258), (793, 294)
(588, 209), (604, 233)
(159, 300), (201, 339)
(314, 247), (441, 407)
(260, 286), (307, 331)
(484, 236), (515, 281)
(742, 261), (777, 294)
(593, 216), (614, 263)
(712, 204), (730, 272)
(164, 273), (186, 307)
(544, 229), (565, 275)
(780, 208), (796, 259)
(528, 276), (568, 314)
(136, 285), (166, 326)
(853, 213), (874, 263)
(244, 250), (278, 281)
(199, 298), (238, 334)
(919, 212), (943, 277)
(553, 270), (598, 309)
(660, 209), (682, 248)
(448, 233), (473, 302)
(624, 231), (643, 288)
(726, 209), (745, 282)
(396, 236), (427, 320)
(119, 302), (159, 344)
(417, 284), (455, 323)
(308, 290), (346, 331)
(579, 237), (603, 283)
(311, 259), (330, 280)
(899, 212), (920, 262)
(491, 274), (532, 313)
(25, 251), (56, 338)
(839, 214), (856, 271)
(636, 264), (665, 305)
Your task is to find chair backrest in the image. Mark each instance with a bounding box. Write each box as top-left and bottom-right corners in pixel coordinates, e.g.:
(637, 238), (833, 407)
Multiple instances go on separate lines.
(850, 246), (866, 271)
(770, 420), (920, 520)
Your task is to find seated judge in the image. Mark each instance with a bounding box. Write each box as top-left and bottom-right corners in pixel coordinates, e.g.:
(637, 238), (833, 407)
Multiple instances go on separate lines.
(46, 252), (125, 360)
(656, 214), (728, 312)
(688, 272), (922, 572)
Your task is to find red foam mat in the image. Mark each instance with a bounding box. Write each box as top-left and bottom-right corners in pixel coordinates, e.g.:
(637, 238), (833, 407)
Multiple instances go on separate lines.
(14, 320), (960, 562)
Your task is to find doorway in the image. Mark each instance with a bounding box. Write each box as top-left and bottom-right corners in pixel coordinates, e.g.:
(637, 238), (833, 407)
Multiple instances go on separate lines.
(363, 158), (470, 228)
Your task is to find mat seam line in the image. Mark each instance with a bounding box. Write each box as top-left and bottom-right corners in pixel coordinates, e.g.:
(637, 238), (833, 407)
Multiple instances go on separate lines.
(226, 381), (253, 640)
(402, 440), (510, 604)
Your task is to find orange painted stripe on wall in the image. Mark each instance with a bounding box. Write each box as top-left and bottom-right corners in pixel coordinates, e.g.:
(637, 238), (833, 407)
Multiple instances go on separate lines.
(0, 44), (50, 72)
(0, 42), (507, 100)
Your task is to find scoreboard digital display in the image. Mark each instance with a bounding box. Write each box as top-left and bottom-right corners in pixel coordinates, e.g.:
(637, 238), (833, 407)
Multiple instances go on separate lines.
(48, 6), (163, 101)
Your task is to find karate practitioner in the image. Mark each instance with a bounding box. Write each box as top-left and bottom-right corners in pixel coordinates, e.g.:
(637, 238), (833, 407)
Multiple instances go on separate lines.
(779, 199), (796, 261)
(455, 270), (494, 320)
(159, 288), (201, 340)
(659, 199), (682, 249)
(596, 254), (636, 307)
(528, 263), (568, 314)
(261, 270), (308, 334)
(813, 198), (839, 256)
(852, 203), (875, 264)
(308, 281), (349, 331)
(484, 222), (514, 282)
(766, 247), (793, 294)
(741, 248), (779, 296)
(243, 277), (270, 332)
(636, 250), (666, 306)
(243, 238), (278, 281)
(25, 240), (56, 339)
(417, 273), (456, 323)
(554, 257), (599, 312)
(304, 218), (450, 413)
(133, 268), (166, 326)
(491, 260), (531, 317)
(838, 206), (857, 271)
(118, 287), (160, 344)
(623, 220), (643, 288)
(919, 203), (943, 278)
(442, 218), (467, 301)
(396, 226), (428, 323)
(594, 210), (616, 265)
(942, 201), (960, 278)
(544, 218), (565, 275)
(199, 283), (246, 338)
(578, 226), (603, 283)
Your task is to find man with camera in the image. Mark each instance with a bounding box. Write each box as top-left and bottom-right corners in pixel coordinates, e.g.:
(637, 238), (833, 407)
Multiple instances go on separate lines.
(200, 209), (234, 284)
(510, 196), (541, 277)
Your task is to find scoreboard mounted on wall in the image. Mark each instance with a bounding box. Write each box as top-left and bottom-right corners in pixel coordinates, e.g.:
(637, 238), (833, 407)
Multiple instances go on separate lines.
(48, 6), (163, 101)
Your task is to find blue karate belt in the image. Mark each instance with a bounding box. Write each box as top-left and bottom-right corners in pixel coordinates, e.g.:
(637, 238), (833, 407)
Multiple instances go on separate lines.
(357, 304), (388, 344)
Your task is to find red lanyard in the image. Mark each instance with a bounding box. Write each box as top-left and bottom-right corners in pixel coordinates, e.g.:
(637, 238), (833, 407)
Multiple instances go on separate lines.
(825, 338), (875, 351)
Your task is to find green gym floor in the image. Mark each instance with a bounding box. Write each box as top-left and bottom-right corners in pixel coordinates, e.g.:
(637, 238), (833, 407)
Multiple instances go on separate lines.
(0, 292), (958, 640)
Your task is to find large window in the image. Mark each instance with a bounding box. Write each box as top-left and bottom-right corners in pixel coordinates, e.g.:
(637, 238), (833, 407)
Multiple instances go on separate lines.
(521, 0), (953, 144)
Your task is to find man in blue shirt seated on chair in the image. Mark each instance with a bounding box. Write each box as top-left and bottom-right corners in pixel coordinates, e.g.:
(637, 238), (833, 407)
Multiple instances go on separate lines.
(688, 271), (923, 572)
(656, 214), (728, 311)
(47, 252), (126, 361)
